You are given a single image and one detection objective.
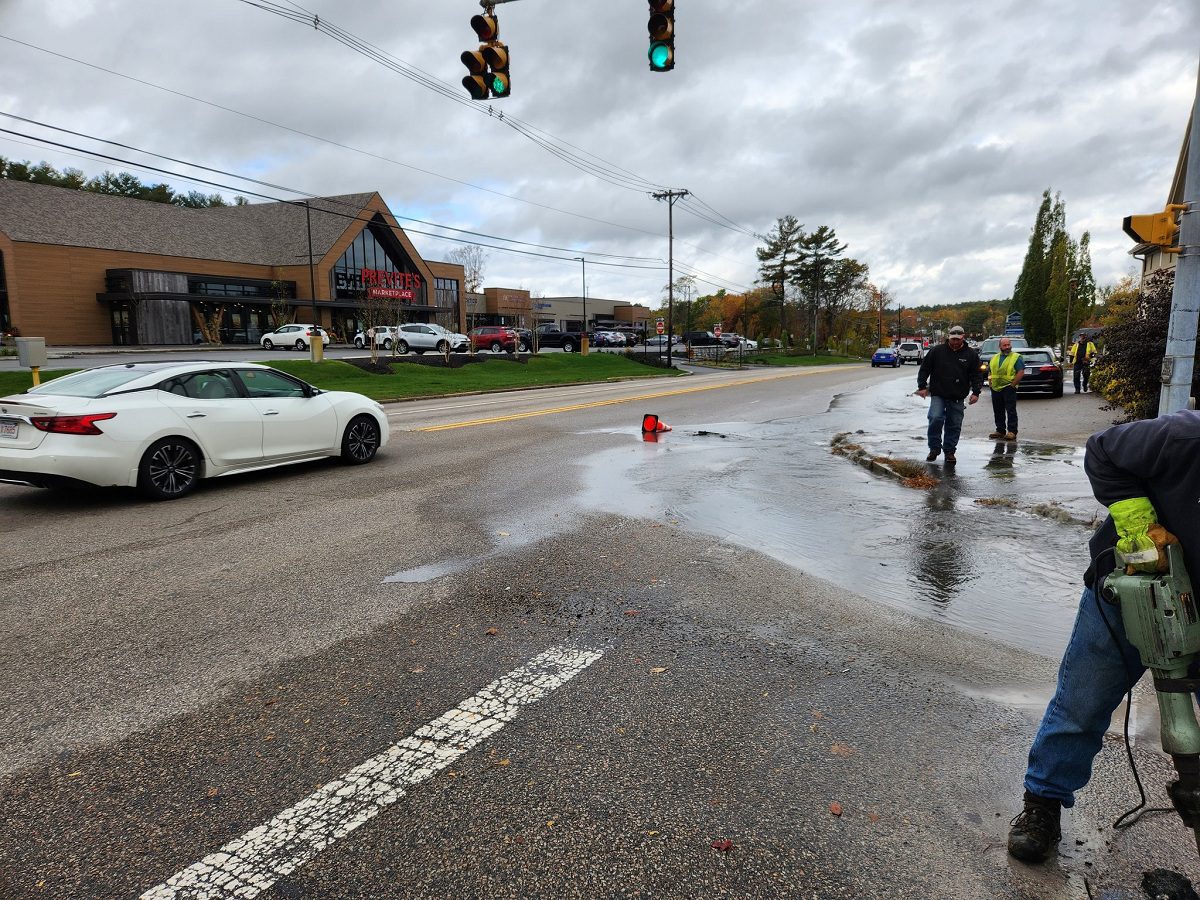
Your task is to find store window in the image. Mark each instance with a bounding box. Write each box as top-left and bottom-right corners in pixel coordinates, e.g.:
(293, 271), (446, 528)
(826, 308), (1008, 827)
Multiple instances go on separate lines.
(330, 217), (427, 305)
(435, 277), (459, 311)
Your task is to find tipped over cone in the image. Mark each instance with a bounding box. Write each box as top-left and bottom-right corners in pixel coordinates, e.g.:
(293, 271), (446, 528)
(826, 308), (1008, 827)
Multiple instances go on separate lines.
(641, 414), (672, 434)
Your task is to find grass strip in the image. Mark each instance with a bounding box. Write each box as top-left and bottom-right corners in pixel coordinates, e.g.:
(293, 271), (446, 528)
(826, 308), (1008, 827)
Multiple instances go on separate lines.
(0, 354), (678, 402)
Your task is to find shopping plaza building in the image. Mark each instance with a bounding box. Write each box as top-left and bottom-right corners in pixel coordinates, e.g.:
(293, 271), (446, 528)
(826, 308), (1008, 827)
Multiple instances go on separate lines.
(0, 179), (652, 345)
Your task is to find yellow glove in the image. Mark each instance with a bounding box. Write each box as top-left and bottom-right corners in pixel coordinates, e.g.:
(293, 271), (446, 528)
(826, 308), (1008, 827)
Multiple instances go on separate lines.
(1109, 497), (1179, 574)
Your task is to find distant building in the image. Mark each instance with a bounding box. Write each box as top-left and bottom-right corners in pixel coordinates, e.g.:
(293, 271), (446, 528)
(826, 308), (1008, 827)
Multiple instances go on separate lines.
(0, 179), (466, 345)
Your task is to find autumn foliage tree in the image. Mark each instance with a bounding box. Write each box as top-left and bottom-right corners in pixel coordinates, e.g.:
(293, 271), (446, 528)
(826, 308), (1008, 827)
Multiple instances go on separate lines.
(1091, 269), (1199, 421)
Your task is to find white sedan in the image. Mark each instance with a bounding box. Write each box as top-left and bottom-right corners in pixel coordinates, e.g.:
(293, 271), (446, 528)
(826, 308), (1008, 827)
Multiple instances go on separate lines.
(0, 362), (389, 500)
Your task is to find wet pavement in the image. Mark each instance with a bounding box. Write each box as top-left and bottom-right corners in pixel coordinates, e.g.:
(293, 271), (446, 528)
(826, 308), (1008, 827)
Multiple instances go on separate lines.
(579, 374), (1103, 658)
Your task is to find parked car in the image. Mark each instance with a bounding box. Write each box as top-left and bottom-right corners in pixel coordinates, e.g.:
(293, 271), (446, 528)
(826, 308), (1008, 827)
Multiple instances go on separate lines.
(1011, 347), (1064, 397)
(681, 331), (723, 346)
(260, 324), (330, 350)
(352, 325), (397, 350)
(0, 361), (388, 500)
(896, 341), (924, 364)
(392, 323), (470, 354)
(642, 334), (678, 348)
(978, 336), (1031, 377)
(470, 325), (519, 353)
(871, 346), (901, 368)
(534, 324), (588, 352)
(512, 328), (533, 353)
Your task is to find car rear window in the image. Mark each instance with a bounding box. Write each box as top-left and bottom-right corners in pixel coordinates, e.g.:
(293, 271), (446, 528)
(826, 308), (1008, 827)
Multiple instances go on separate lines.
(1023, 351), (1054, 365)
(27, 367), (150, 398)
(900, 343), (918, 350)
(876, 347), (893, 354)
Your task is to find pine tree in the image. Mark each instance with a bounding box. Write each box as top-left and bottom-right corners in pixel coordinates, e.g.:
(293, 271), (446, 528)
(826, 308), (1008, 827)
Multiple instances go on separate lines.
(793, 225), (847, 354)
(755, 215), (805, 343)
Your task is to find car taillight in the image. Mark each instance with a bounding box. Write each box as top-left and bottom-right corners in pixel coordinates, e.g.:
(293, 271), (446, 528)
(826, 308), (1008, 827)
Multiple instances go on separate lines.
(30, 412), (117, 435)
(1038, 365), (1058, 372)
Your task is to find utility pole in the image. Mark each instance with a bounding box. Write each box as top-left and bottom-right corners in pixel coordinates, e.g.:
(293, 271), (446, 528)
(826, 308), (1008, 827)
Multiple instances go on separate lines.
(653, 188), (689, 362)
(1160, 63), (1200, 416)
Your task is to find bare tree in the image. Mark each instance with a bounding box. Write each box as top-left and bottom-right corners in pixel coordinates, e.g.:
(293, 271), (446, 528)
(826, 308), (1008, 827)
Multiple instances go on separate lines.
(448, 246), (488, 293)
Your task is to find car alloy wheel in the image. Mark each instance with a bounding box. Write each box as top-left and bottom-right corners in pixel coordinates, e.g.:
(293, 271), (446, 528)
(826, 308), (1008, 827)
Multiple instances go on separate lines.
(436, 340), (449, 354)
(395, 340), (409, 353)
(294, 339), (306, 350)
(383, 338), (394, 350)
(563, 340), (575, 353)
(491, 342), (503, 353)
(263, 339), (274, 350)
(354, 337), (365, 349)
(341, 415), (380, 464)
(138, 437), (200, 500)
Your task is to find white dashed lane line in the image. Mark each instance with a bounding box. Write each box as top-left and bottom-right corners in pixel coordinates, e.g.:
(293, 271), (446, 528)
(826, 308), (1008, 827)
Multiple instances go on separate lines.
(140, 644), (606, 900)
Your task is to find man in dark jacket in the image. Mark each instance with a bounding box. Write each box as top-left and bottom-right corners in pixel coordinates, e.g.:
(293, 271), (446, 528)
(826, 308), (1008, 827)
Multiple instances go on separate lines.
(915, 326), (983, 465)
(1008, 409), (1199, 863)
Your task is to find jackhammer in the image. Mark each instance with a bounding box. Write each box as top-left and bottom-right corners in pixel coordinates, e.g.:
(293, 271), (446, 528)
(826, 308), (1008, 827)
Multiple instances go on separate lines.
(1101, 543), (1200, 854)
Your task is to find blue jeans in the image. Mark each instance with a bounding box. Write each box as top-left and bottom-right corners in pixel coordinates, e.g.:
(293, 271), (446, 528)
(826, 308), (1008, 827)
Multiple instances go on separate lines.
(927, 395), (966, 454)
(991, 386), (1018, 434)
(1024, 586), (1145, 807)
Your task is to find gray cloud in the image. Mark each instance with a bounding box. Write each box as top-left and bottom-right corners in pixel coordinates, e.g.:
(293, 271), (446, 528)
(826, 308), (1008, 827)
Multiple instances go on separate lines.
(0, 0), (1194, 305)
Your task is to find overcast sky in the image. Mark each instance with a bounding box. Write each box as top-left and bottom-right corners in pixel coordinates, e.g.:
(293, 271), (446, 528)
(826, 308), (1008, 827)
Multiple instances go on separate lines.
(0, 0), (1196, 309)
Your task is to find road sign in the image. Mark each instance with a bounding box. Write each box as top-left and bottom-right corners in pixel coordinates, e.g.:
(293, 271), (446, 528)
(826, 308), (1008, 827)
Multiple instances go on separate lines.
(656, 317), (665, 335)
(714, 323), (722, 337)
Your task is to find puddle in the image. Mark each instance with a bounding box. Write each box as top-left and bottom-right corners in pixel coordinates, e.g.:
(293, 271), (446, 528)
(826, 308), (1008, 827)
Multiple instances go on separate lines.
(579, 377), (1103, 658)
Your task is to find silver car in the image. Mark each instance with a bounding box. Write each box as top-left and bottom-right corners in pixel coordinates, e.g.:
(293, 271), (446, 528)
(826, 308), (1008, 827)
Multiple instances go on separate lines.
(393, 323), (470, 354)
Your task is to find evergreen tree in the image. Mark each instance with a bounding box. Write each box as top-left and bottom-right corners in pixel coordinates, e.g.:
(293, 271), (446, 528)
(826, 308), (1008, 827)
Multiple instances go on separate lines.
(1011, 189), (1053, 339)
(793, 225), (847, 353)
(1071, 231), (1097, 328)
(755, 215), (805, 342)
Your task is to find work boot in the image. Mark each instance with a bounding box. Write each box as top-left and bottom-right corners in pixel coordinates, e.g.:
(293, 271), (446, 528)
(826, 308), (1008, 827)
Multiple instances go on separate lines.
(926, 450), (939, 462)
(1005, 432), (1017, 441)
(944, 452), (956, 465)
(989, 431), (1004, 439)
(1007, 791), (1061, 863)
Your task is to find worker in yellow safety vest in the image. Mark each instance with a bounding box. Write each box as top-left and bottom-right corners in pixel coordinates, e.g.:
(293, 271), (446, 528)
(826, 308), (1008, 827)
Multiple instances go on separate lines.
(1069, 337), (1097, 394)
(988, 338), (1024, 441)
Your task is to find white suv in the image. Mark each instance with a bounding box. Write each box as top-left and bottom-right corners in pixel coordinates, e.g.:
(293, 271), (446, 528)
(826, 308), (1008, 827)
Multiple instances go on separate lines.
(393, 323), (470, 354)
(897, 341), (924, 364)
(260, 324), (330, 350)
(353, 326), (397, 350)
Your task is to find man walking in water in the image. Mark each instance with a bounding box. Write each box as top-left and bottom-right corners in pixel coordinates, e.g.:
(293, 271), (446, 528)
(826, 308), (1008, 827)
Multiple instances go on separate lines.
(915, 326), (983, 466)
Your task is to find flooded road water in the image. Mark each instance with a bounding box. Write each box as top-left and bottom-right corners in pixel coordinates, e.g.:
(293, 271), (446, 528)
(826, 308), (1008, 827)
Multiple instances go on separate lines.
(580, 374), (1103, 658)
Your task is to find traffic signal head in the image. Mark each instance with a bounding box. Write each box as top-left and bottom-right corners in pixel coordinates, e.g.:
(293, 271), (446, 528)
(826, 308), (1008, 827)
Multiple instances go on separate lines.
(470, 13), (498, 42)
(1123, 204), (1185, 252)
(461, 48), (490, 100)
(482, 42), (511, 98)
(648, 0), (675, 72)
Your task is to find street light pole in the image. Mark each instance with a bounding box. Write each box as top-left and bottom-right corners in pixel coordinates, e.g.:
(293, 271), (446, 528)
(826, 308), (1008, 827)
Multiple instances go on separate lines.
(304, 200), (323, 362)
(1063, 277), (1077, 364)
(575, 256), (588, 355)
(653, 188), (689, 365)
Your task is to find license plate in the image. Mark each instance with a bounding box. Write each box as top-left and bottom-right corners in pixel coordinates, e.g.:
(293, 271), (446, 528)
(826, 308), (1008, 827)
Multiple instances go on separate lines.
(0, 420), (17, 439)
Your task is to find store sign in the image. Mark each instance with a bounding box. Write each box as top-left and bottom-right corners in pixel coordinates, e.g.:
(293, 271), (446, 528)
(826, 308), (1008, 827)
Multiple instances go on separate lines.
(362, 268), (421, 301)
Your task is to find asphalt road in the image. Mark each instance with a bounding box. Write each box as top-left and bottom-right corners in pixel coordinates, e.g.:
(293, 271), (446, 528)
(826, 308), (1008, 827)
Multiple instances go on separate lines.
(1, 364), (1192, 900)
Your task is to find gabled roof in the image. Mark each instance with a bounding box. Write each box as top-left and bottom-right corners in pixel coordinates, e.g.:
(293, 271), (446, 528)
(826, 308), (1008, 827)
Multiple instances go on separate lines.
(0, 178), (377, 266)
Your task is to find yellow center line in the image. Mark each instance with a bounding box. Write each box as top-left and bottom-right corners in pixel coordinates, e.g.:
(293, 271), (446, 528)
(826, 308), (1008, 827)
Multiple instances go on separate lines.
(416, 366), (847, 431)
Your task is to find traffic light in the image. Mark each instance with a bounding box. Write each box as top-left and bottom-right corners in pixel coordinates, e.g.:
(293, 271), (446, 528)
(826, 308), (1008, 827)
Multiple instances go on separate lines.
(461, 46), (490, 100)
(483, 42), (511, 98)
(1123, 203), (1186, 252)
(461, 12), (510, 100)
(648, 0), (675, 72)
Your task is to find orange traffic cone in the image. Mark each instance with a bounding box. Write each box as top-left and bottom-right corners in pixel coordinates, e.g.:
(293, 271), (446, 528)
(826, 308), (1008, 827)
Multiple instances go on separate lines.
(641, 414), (672, 434)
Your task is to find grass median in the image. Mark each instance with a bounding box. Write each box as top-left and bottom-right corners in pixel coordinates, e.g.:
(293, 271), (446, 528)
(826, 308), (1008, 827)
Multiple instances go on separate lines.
(750, 353), (862, 367)
(0, 354), (680, 401)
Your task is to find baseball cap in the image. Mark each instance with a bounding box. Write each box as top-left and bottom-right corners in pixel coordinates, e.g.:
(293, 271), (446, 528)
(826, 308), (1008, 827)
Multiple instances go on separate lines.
(948, 326), (965, 336)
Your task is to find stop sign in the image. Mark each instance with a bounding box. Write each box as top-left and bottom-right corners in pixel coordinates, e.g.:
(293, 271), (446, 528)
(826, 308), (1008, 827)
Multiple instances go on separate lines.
(714, 324), (722, 337)
(656, 318), (665, 335)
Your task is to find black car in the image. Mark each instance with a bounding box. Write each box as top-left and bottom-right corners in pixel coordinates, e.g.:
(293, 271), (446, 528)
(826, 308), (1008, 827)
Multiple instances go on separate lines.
(1012, 348), (1064, 397)
(682, 331), (722, 346)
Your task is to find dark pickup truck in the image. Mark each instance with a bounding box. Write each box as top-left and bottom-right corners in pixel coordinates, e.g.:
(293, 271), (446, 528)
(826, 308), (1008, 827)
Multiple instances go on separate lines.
(535, 324), (587, 352)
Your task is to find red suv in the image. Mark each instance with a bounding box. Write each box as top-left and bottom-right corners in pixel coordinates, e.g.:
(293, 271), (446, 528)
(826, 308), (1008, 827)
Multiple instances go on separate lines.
(470, 326), (518, 352)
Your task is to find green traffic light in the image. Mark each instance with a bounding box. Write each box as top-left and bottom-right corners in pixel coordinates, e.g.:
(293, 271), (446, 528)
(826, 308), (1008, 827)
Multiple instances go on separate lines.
(649, 41), (672, 71)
